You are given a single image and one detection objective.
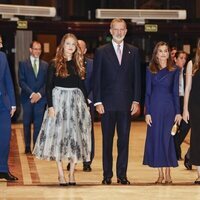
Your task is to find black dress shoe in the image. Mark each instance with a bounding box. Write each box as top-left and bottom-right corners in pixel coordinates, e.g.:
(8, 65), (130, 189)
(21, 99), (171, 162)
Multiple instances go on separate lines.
(25, 148), (32, 154)
(0, 172), (18, 181)
(194, 179), (200, 184)
(83, 165), (92, 172)
(117, 177), (130, 185)
(102, 178), (112, 185)
(184, 155), (192, 170)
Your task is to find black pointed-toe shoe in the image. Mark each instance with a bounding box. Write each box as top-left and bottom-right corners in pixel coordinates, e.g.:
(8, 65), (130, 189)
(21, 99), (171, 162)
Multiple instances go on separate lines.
(69, 182), (76, 186)
(102, 178), (112, 185)
(117, 177), (130, 185)
(25, 148), (32, 154)
(83, 165), (92, 172)
(58, 176), (68, 186)
(0, 172), (18, 181)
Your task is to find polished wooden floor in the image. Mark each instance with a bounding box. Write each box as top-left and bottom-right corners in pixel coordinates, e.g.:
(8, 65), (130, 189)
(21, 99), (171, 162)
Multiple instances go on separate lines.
(1, 121), (200, 200)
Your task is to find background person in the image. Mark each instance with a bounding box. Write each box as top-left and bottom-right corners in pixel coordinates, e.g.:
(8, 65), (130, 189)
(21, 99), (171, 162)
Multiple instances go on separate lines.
(173, 51), (191, 161)
(18, 41), (48, 154)
(183, 39), (200, 184)
(67, 39), (94, 172)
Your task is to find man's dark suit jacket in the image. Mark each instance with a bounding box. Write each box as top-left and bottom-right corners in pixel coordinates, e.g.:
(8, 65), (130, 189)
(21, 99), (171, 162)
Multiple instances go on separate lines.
(0, 51), (16, 172)
(84, 57), (93, 102)
(0, 51), (16, 109)
(18, 58), (48, 104)
(93, 42), (141, 110)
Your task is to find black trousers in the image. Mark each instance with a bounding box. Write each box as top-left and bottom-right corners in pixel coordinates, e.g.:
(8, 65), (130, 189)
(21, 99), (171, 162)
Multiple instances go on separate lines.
(174, 119), (190, 159)
(174, 96), (191, 159)
(83, 103), (95, 166)
(101, 110), (131, 179)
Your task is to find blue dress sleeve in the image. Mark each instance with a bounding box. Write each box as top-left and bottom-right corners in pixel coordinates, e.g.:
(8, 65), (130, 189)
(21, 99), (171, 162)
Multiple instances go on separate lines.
(173, 68), (181, 114)
(145, 67), (152, 115)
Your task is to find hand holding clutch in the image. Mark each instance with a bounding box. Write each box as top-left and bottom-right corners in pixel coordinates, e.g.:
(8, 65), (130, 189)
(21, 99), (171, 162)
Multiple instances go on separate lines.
(171, 124), (178, 136)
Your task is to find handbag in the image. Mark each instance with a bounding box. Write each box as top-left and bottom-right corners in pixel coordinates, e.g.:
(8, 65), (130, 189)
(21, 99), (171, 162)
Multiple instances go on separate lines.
(171, 123), (178, 135)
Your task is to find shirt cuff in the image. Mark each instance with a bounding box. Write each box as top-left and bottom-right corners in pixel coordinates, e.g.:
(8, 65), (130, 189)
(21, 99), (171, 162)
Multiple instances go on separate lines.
(11, 106), (16, 109)
(30, 92), (34, 98)
(37, 92), (42, 98)
(88, 99), (92, 104)
(94, 102), (102, 106)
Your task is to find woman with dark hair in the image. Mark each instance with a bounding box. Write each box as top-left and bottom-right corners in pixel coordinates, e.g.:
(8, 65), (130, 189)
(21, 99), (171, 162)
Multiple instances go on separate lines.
(183, 39), (200, 184)
(143, 41), (182, 184)
(33, 33), (91, 186)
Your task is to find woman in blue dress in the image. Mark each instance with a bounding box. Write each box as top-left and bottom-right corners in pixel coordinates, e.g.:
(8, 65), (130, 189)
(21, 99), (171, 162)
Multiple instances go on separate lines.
(143, 41), (182, 184)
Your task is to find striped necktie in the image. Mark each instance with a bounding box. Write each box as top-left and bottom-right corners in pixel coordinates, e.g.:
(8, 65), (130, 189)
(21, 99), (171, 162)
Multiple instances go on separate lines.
(117, 44), (122, 65)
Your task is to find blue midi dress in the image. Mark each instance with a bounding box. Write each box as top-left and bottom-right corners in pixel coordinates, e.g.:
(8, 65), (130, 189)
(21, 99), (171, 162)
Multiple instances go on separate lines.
(143, 67), (180, 167)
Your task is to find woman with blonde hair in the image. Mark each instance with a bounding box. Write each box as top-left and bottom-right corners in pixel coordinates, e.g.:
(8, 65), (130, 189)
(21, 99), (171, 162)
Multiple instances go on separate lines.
(183, 39), (200, 184)
(33, 33), (91, 186)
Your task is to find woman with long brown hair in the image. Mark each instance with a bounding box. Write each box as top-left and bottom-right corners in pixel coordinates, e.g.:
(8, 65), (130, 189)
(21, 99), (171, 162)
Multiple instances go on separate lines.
(183, 39), (200, 184)
(143, 41), (182, 184)
(33, 33), (91, 186)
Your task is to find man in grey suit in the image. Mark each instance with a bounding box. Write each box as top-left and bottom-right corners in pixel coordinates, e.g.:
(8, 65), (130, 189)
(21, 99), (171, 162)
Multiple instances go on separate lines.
(18, 41), (48, 154)
(93, 18), (141, 185)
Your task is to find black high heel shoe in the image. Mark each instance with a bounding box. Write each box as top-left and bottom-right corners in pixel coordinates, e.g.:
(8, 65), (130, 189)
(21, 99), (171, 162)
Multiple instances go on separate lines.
(69, 182), (76, 186)
(58, 176), (68, 186)
(68, 174), (76, 186)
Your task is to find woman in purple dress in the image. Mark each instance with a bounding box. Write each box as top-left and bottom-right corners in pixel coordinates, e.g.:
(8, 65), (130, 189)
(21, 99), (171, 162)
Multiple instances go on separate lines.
(143, 41), (182, 184)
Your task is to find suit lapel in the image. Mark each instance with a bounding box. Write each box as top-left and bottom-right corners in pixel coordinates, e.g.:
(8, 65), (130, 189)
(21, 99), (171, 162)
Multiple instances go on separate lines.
(121, 43), (131, 67)
(28, 59), (34, 74)
(105, 43), (119, 67)
(0, 59), (3, 80)
(28, 59), (38, 78)
(37, 60), (42, 78)
(105, 43), (132, 68)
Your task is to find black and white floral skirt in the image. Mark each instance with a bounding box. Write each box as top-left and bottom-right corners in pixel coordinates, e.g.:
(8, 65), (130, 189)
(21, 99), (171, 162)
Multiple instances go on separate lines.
(33, 87), (91, 162)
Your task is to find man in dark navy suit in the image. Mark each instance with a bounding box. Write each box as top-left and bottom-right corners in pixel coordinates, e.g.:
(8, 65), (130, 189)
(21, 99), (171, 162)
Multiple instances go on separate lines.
(78, 39), (94, 172)
(0, 35), (18, 181)
(173, 51), (192, 169)
(173, 51), (191, 165)
(18, 41), (48, 154)
(93, 18), (141, 185)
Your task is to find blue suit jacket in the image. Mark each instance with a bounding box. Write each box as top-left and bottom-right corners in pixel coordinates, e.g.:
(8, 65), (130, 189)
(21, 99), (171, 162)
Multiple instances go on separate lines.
(0, 51), (16, 110)
(93, 42), (141, 111)
(18, 58), (48, 104)
(84, 57), (93, 102)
